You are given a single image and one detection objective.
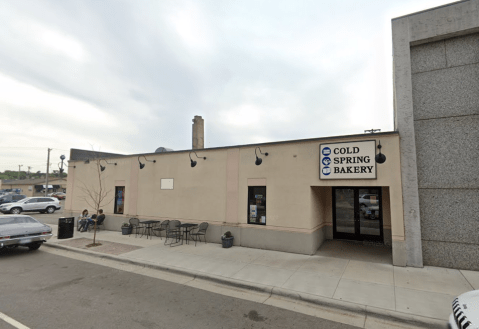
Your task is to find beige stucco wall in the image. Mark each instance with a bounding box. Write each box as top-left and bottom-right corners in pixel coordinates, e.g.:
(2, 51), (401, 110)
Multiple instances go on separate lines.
(65, 132), (404, 257)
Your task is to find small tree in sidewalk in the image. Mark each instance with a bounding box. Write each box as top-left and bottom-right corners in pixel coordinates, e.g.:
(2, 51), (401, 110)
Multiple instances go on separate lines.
(78, 158), (113, 246)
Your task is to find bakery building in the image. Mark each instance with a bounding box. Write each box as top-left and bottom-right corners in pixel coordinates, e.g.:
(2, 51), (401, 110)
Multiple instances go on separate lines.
(64, 125), (406, 266)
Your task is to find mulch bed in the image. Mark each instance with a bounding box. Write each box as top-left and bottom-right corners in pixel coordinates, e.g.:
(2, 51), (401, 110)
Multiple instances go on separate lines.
(57, 238), (142, 255)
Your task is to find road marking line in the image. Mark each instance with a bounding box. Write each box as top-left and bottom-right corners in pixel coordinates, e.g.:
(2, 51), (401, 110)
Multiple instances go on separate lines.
(0, 312), (30, 329)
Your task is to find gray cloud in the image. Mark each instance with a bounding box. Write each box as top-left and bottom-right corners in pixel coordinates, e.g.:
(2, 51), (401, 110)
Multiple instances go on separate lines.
(0, 0), (452, 171)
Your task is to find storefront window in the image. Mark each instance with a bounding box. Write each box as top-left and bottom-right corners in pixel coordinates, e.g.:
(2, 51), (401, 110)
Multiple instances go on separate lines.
(248, 186), (266, 225)
(114, 186), (125, 214)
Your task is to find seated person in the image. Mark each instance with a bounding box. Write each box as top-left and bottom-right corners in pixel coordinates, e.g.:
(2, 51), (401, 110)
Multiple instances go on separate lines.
(82, 209), (105, 232)
(78, 209), (90, 231)
(96, 210), (106, 225)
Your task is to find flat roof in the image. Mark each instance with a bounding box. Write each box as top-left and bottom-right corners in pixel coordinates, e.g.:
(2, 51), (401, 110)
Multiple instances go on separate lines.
(70, 131), (399, 161)
(392, 0), (469, 21)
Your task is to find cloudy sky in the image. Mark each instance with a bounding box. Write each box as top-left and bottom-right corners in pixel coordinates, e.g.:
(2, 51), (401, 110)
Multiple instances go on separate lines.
(0, 0), (452, 174)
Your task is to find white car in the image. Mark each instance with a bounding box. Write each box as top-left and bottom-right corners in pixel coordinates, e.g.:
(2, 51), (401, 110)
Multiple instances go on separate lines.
(359, 194), (379, 207)
(0, 197), (61, 214)
(448, 290), (479, 329)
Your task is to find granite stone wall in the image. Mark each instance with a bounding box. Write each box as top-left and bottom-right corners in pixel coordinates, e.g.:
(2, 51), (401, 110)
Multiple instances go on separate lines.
(410, 33), (479, 270)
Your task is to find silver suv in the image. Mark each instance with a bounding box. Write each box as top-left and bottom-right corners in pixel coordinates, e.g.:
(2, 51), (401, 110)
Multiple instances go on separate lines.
(0, 197), (61, 214)
(359, 194), (379, 207)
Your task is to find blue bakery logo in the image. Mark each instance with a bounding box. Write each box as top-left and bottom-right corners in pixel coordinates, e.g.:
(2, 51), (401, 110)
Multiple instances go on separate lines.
(322, 147), (331, 156)
(322, 157), (331, 166)
(322, 166), (331, 175)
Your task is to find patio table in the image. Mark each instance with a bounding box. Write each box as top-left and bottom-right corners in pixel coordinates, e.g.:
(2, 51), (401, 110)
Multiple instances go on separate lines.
(179, 223), (198, 244)
(139, 220), (160, 239)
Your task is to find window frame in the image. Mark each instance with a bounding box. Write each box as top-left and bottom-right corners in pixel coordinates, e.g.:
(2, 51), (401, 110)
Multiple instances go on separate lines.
(247, 186), (266, 225)
(114, 186), (125, 214)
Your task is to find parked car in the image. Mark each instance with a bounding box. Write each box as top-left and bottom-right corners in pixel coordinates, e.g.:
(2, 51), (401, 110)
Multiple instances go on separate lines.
(360, 204), (380, 220)
(51, 192), (66, 200)
(0, 197), (61, 214)
(0, 194), (26, 205)
(359, 194), (379, 207)
(0, 215), (52, 251)
(448, 289), (478, 329)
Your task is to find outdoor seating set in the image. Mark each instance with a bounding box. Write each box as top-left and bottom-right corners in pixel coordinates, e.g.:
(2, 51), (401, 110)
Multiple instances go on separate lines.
(128, 218), (208, 246)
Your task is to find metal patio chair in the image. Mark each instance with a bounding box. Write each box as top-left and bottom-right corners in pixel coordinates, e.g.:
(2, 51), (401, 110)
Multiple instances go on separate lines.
(152, 220), (168, 240)
(129, 217), (145, 237)
(164, 220), (182, 246)
(190, 222), (208, 246)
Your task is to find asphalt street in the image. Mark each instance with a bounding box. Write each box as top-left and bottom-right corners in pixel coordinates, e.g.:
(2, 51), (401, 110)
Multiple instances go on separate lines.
(0, 247), (359, 329)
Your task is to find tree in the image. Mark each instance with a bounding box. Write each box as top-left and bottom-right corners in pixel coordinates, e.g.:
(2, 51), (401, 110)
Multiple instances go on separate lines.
(78, 158), (113, 246)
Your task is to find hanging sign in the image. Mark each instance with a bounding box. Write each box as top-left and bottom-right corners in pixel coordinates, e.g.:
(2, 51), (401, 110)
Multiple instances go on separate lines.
(320, 140), (376, 179)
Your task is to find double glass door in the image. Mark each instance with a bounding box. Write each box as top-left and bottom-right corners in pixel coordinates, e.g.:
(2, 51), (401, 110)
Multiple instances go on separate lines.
(333, 187), (383, 242)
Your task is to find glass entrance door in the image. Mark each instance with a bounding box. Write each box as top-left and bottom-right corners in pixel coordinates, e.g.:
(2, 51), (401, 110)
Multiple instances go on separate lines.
(334, 188), (355, 235)
(333, 187), (383, 242)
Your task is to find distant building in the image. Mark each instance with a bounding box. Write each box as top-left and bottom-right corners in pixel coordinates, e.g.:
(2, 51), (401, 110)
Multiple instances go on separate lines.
(0, 178), (67, 197)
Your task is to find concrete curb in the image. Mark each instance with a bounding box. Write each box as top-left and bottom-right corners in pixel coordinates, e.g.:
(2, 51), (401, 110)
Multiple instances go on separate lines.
(44, 243), (445, 328)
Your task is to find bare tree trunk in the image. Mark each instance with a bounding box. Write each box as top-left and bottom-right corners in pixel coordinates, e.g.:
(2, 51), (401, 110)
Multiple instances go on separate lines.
(78, 155), (112, 247)
(93, 221), (97, 245)
(92, 161), (102, 245)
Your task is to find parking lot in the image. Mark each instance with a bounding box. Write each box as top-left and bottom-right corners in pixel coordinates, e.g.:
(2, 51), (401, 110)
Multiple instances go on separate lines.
(0, 200), (67, 225)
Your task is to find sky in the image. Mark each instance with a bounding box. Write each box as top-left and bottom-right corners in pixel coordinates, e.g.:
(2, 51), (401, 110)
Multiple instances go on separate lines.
(0, 0), (453, 174)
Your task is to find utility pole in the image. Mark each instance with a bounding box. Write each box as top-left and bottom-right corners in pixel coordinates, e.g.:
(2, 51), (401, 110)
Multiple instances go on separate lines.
(45, 148), (51, 196)
(18, 165), (23, 179)
(27, 166), (32, 179)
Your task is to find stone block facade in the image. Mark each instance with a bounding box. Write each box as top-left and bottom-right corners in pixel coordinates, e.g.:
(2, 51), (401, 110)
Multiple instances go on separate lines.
(410, 33), (479, 269)
(393, 0), (479, 269)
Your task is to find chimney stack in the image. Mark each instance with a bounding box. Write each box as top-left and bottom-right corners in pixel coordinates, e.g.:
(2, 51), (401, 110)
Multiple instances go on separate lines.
(192, 115), (204, 149)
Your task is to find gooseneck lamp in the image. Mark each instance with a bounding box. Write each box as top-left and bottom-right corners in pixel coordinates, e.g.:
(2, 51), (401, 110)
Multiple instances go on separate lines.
(375, 141), (386, 164)
(255, 147), (269, 166)
(189, 151), (206, 168)
(138, 156), (156, 169)
(100, 159), (117, 172)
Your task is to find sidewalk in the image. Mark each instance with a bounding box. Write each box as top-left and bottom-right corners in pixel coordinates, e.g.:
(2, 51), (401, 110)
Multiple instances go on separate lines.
(44, 224), (478, 328)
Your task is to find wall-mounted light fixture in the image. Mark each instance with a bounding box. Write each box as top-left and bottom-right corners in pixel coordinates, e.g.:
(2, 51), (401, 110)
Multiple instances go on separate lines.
(375, 140), (386, 164)
(255, 147), (268, 166)
(189, 151), (206, 168)
(100, 159), (117, 172)
(84, 159), (90, 164)
(138, 156), (156, 169)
